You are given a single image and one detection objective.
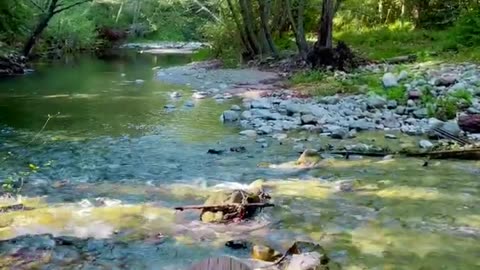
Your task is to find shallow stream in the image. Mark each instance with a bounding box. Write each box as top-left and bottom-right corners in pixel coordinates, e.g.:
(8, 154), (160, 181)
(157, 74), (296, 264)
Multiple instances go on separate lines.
(0, 51), (479, 269)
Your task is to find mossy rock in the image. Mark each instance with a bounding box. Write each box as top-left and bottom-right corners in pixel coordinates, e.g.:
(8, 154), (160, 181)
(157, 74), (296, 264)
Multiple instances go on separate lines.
(200, 189), (264, 223)
(251, 245), (281, 262)
(296, 149), (322, 167)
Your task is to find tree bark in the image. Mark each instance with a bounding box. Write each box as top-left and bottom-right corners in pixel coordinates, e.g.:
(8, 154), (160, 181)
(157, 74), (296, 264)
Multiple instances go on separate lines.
(286, 0), (308, 58)
(22, 0), (92, 57)
(238, 0), (260, 55)
(258, 0), (277, 56)
(318, 0), (334, 48)
(225, 0), (255, 57)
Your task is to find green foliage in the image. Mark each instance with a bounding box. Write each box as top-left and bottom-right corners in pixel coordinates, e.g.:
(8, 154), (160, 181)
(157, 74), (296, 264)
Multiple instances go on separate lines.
(449, 89), (473, 106)
(453, 8), (480, 47)
(191, 48), (214, 62)
(434, 97), (459, 121)
(201, 21), (242, 67)
(44, 9), (97, 52)
(386, 86), (407, 104)
(290, 70), (327, 84)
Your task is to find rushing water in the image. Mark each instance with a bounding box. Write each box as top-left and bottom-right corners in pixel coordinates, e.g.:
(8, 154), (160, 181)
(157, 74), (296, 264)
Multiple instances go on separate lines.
(0, 51), (479, 269)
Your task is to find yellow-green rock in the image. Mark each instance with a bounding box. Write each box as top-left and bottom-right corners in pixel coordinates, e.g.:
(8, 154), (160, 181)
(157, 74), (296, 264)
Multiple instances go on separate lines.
(296, 149), (322, 167)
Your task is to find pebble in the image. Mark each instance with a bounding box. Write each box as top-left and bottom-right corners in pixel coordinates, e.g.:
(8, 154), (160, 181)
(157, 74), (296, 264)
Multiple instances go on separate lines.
(385, 134), (398, 139)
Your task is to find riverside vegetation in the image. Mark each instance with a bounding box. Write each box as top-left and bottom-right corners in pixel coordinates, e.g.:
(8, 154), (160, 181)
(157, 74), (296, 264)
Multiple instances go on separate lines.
(1, 0), (480, 269)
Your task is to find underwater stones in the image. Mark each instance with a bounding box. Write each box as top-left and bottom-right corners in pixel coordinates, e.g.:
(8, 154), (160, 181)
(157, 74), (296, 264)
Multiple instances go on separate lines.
(329, 127), (349, 139)
(296, 149), (322, 167)
(184, 100), (195, 107)
(257, 125), (273, 135)
(239, 130), (257, 137)
(221, 110), (239, 122)
(387, 100), (398, 109)
(231, 105), (241, 111)
(385, 134), (398, 139)
(285, 252), (323, 270)
(250, 99), (272, 109)
(169, 92), (182, 98)
(241, 110), (253, 120)
(164, 104), (176, 109)
(252, 245), (279, 262)
(192, 91), (208, 99)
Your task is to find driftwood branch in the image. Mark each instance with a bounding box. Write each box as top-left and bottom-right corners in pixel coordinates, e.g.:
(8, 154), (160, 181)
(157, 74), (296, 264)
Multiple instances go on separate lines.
(175, 202), (275, 211)
(0, 203), (33, 213)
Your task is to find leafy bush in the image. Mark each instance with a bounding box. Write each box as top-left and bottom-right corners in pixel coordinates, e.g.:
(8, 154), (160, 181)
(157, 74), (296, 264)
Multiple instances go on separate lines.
(454, 8), (480, 47)
(449, 89), (473, 106)
(44, 9), (97, 52)
(201, 21), (242, 67)
(434, 97), (459, 121)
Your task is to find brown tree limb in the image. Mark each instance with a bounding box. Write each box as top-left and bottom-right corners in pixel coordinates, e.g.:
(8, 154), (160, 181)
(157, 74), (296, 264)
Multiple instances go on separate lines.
(174, 202), (275, 211)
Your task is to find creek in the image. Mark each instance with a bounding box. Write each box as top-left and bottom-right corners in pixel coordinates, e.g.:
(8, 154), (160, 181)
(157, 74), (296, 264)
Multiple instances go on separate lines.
(0, 50), (479, 269)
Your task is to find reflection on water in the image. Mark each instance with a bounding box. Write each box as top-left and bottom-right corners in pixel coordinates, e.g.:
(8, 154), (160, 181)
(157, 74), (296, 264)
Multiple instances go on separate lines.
(0, 51), (237, 139)
(0, 52), (479, 269)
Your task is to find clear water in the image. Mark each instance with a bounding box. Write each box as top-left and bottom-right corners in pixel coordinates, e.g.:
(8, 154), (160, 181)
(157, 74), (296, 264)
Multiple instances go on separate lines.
(0, 52), (479, 269)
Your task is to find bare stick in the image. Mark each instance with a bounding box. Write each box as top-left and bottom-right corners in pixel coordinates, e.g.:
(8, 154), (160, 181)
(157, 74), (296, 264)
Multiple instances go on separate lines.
(174, 202), (275, 211)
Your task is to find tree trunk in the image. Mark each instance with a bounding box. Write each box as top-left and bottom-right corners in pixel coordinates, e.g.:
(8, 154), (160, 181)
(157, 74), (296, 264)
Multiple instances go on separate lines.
(22, 0), (60, 57)
(258, 0), (277, 56)
(23, 14), (52, 57)
(318, 0), (334, 48)
(238, 0), (260, 56)
(286, 0), (308, 58)
(225, 0), (255, 58)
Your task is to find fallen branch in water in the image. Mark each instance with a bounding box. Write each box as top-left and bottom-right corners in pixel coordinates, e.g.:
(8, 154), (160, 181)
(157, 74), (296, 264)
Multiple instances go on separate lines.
(0, 203), (33, 213)
(174, 203), (275, 212)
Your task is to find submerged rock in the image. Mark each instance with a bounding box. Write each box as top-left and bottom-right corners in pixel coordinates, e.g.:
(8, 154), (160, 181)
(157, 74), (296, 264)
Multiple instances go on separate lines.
(239, 130), (257, 137)
(296, 149), (322, 167)
(221, 110), (239, 122)
(419, 139), (434, 149)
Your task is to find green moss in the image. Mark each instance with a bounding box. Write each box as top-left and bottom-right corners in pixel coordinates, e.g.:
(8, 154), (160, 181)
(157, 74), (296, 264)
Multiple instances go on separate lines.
(386, 86), (407, 104)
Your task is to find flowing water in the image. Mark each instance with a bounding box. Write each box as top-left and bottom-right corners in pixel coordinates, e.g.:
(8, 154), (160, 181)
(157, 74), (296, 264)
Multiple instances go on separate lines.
(0, 51), (479, 269)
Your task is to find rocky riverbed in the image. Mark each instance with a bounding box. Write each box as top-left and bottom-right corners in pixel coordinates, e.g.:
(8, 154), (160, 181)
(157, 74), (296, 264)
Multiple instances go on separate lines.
(220, 62), (480, 147)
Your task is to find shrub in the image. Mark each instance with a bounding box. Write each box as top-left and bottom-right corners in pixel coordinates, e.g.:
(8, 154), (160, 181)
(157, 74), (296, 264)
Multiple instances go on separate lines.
(453, 8), (480, 47)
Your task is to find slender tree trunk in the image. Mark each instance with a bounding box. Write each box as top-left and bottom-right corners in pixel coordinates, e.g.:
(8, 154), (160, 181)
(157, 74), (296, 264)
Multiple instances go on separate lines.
(318, 0), (334, 48)
(258, 0), (277, 56)
(23, 0), (59, 57)
(23, 14), (52, 56)
(225, 0), (255, 57)
(286, 0), (308, 58)
(238, 0), (260, 55)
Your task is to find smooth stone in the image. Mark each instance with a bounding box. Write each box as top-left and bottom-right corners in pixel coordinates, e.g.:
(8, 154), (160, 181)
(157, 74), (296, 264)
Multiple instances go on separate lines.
(318, 95), (340, 104)
(241, 110), (252, 120)
(250, 100), (272, 109)
(382, 72), (398, 88)
(221, 110), (239, 122)
(272, 133), (288, 140)
(256, 138), (267, 143)
(398, 70), (409, 81)
(408, 90), (422, 99)
(435, 74), (458, 86)
(395, 106), (406, 115)
(387, 100), (398, 109)
(184, 101), (195, 107)
(367, 95), (387, 109)
(261, 143), (269, 148)
(419, 139), (434, 149)
(239, 130), (257, 137)
(135, 79), (145, 84)
(348, 129), (357, 138)
(257, 125), (273, 135)
(301, 114), (318, 125)
(192, 92), (208, 99)
(169, 91), (182, 98)
(385, 134), (397, 139)
(164, 104), (176, 109)
(231, 105), (241, 111)
(413, 108), (428, 119)
(442, 121), (461, 136)
(350, 120), (375, 131)
(330, 127), (349, 139)
(407, 99), (416, 107)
